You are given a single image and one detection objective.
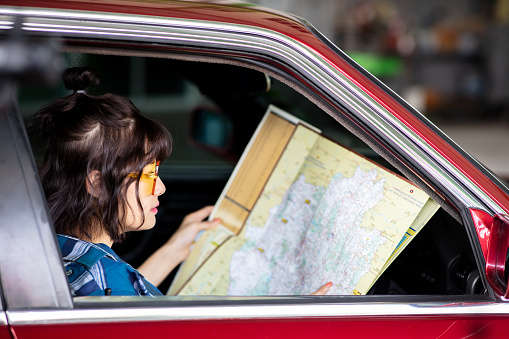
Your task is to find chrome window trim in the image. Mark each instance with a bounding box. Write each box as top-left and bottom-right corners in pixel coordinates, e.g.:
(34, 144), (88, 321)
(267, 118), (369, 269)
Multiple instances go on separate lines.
(7, 300), (509, 325)
(1, 6), (501, 216)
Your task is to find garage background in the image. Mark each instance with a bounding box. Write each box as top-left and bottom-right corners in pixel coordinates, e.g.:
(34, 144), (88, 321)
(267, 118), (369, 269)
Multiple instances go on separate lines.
(247, 0), (509, 181)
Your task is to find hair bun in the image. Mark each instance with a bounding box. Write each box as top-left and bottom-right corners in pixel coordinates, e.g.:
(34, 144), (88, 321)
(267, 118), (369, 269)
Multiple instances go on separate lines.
(62, 67), (100, 93)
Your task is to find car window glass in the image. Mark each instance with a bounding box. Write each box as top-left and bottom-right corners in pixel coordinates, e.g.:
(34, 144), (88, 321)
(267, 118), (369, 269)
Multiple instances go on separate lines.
(19, 53), (480, 297)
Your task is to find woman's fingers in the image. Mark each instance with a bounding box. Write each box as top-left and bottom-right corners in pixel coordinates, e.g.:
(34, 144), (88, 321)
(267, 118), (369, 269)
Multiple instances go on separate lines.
(198, 217), (221, 230)
(310, 282), (332, 295)
(183, 205), (215, 223)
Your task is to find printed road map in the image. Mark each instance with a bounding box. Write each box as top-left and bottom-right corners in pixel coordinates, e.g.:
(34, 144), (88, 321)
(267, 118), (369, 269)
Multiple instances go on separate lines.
(169, 106), (439, 296)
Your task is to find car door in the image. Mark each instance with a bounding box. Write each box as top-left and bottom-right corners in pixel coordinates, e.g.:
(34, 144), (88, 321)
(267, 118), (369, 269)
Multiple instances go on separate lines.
(1, 1), (509, 338)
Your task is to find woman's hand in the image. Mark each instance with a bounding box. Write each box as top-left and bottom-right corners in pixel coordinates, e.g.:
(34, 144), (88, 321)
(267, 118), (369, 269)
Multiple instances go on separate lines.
(310, 282), (333, 295)
(166, 206), (221, 264)
(137, 206), (220, 287)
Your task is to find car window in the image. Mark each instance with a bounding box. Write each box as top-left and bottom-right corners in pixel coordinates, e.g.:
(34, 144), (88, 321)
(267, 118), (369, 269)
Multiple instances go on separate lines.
(19, 52), (481, 297)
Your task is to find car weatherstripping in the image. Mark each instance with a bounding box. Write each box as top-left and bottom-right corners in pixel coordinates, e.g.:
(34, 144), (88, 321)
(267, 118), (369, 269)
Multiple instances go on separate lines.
(0, 0), (509, 338)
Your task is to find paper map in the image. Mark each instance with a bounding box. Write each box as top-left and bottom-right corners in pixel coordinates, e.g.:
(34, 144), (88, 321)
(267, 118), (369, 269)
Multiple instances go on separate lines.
(168, 106), (439, 295)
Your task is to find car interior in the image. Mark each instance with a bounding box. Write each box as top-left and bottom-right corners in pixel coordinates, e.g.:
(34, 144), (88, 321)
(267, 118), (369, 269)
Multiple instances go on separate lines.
(19, 52), (483, 297)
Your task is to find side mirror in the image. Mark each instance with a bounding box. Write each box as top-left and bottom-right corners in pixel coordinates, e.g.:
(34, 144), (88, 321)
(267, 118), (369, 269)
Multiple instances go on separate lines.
(486, 213), (509, 299)
(189, 107), (234, 156)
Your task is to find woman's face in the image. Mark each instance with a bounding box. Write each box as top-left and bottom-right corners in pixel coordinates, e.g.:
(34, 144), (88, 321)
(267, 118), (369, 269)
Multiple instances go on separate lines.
(122, 161), (166, 233)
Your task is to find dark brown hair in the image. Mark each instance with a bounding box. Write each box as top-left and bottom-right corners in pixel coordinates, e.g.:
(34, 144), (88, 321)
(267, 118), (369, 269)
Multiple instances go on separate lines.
(30, 67), (172, 242)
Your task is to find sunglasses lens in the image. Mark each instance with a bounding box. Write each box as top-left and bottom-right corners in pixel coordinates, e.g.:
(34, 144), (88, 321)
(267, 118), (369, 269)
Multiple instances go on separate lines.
(151, 161), (160, 195)
(131, 161), (159, 196)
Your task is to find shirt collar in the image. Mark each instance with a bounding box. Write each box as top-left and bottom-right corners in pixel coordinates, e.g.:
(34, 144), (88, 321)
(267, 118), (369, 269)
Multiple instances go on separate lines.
(57, 234), (118, 268)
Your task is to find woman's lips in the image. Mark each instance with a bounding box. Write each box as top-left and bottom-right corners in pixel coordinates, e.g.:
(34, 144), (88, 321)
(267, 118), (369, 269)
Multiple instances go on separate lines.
(151, 204), (159, 214)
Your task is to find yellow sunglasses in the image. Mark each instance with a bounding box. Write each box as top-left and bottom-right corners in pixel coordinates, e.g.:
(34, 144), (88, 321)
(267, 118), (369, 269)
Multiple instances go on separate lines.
(128, 161), (160, 195)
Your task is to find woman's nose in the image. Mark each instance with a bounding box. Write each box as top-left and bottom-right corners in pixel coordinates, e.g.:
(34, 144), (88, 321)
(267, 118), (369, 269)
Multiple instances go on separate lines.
(154, 176), (166, 196)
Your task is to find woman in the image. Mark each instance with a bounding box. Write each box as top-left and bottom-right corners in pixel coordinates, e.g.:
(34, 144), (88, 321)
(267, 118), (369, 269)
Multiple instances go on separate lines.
(30, 67), (219, 296)
(32, 67), (330, 296)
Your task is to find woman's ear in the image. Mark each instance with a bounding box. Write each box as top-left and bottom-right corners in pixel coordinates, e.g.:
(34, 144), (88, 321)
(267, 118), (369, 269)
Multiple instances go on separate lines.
(86, 170), (102, 198)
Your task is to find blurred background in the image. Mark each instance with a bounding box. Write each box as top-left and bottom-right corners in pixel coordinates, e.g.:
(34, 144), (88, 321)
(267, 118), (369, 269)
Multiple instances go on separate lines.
(247, 0), (509, 181)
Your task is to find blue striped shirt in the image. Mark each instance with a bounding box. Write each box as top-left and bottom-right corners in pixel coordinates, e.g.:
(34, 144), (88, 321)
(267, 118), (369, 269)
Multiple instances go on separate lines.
(57, 234), (162, 297)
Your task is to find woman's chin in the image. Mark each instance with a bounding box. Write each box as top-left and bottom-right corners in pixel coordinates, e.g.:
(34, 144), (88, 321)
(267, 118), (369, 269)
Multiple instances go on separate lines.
(124, 216), (157, 233)
(140, 219), (156, 231)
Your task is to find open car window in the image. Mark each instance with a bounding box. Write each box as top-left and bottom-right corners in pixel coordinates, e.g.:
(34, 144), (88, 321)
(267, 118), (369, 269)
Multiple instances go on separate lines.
(19, 52), (482, 298)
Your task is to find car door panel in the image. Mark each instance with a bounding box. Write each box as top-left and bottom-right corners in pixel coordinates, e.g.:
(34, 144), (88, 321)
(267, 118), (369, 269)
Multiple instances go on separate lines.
(8, 306), (509, 339)
(0, 314), (12, 339)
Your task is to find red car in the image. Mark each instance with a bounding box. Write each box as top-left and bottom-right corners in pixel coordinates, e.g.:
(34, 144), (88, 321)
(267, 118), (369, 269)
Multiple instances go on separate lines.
(1, 0), (509, 338)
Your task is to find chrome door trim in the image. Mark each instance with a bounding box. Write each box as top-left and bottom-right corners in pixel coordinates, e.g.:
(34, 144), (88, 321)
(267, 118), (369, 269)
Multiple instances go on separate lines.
(7, 300), (509, 325)
(0, 6), (501, 215)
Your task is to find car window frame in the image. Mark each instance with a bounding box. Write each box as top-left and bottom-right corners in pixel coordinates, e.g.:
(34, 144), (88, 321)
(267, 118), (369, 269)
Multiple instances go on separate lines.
(0, 82), (73, 311)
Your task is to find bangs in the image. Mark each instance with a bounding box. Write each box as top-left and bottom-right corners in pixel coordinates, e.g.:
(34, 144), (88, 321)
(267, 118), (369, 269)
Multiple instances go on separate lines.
(140, 115), (173, 165)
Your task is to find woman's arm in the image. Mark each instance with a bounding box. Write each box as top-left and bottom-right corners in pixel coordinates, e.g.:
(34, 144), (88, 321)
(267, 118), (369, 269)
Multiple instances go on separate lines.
(137, 206), (220, 287)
